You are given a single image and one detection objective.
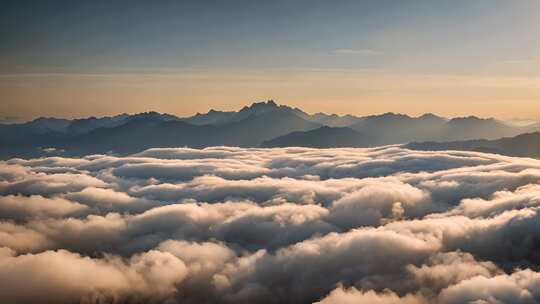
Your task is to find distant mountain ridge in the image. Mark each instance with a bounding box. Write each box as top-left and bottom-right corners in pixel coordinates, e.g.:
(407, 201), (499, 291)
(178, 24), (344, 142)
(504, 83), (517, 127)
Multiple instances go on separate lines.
(406, 132), (540, 158)
(0, 102), (321, 158)
(261, 126), (371, 148)
(1, 100), (539, 159)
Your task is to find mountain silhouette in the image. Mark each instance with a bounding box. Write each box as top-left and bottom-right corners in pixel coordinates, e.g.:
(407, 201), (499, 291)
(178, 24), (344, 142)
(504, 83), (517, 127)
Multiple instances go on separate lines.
(348, 113), (519, 144)
(7, 102), (320, 157)
(1, 100), (539, 159)
(407, 132), (540, 158)
(181, 109), (236, 125)
(261, 126), (371, 148)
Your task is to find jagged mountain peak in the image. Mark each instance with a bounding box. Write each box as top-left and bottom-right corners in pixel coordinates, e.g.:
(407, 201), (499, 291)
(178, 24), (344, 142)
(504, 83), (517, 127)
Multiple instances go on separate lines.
(449, 116), (496, 123)
(240, 100), (279, 111)
(360, 112), (413, 122)
(128, 111), (179, 121)
(233, 100), (310, 121)
(418, 113), (445, 120)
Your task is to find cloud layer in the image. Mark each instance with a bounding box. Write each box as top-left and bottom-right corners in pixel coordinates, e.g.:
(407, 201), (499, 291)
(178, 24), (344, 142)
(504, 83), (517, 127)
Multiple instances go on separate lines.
(2, 146), (540, 303)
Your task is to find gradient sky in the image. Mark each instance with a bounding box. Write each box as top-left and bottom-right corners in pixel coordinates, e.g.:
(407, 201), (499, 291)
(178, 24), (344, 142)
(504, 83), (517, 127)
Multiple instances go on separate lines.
(1, 0), (540, 121)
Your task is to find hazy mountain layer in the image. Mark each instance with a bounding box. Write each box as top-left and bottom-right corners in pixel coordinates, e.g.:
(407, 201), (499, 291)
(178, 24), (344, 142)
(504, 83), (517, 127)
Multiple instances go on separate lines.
(261, 126), (372, 148)
(407, 132), (540, 158)
(1, 100), (538, 159)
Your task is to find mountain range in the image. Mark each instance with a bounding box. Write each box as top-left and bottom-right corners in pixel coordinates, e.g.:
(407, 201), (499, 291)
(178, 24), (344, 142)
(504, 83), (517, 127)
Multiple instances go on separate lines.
(406, 132), (540, 158)
(1, 100), (539, 159)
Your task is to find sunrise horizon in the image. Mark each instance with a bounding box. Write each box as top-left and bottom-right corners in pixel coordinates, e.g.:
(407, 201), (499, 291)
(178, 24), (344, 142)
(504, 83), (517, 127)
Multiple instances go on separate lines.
(3, 1), (540, 121)
(3, 2), (540, 304)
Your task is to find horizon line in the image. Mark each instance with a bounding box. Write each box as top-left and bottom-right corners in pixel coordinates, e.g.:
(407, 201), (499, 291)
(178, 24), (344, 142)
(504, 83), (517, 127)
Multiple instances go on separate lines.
(3, 100), (537, 125)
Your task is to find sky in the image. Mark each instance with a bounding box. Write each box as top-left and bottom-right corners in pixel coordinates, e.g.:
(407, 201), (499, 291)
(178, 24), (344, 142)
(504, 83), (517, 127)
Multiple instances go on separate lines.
(1, 0), (540, 121)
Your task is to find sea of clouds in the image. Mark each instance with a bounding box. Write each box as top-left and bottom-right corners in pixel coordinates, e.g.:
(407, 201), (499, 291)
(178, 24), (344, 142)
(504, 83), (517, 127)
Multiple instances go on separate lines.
(2, 146), (540, 303)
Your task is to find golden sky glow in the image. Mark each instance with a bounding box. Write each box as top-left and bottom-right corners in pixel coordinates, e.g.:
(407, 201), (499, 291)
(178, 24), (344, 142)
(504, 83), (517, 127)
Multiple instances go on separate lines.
(2, 1), (540, 121)
(2, 69), (540, 121)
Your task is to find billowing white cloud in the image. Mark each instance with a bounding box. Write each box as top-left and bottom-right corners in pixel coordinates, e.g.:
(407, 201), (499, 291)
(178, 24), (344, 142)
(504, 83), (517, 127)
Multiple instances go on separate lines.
(1, 146), (540, 303)
(0, 194), (87, 221)
(315, 285), (426, 304)
(0, 247), (187, 303)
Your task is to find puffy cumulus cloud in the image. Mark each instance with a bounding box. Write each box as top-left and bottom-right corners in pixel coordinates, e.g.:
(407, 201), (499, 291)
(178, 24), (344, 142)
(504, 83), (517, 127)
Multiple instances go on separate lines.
(0, 163), (31, 181)
(2, 146), (540, 303)
(0, 171), (107, 196)
(0, 221), (53, 252)
(157, 240), (238, 300)
(64, 187), (157, 214)
(4, 201), (331, 255)
(406, 251), (503, 293)
(328, 178), (433, 228)
(133, 146), (255, 160)
(405, 163), (540, 205)
(0, 247), (187, 304)
(437, 269), (540, 304)
(129, 175), (348, 205)
(216, 228), (437, 303)
(383, 208), (540, 270)
(214, 203), (335, 251)
(0, 194), (88, 221)
(444, 184), (540, 218)
(112, 160), (270, 181)
(315, 285), (427, 304)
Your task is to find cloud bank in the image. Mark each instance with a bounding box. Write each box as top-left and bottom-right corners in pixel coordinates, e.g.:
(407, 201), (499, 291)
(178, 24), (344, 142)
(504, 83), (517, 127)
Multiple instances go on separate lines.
(2, 146), (540, 303)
